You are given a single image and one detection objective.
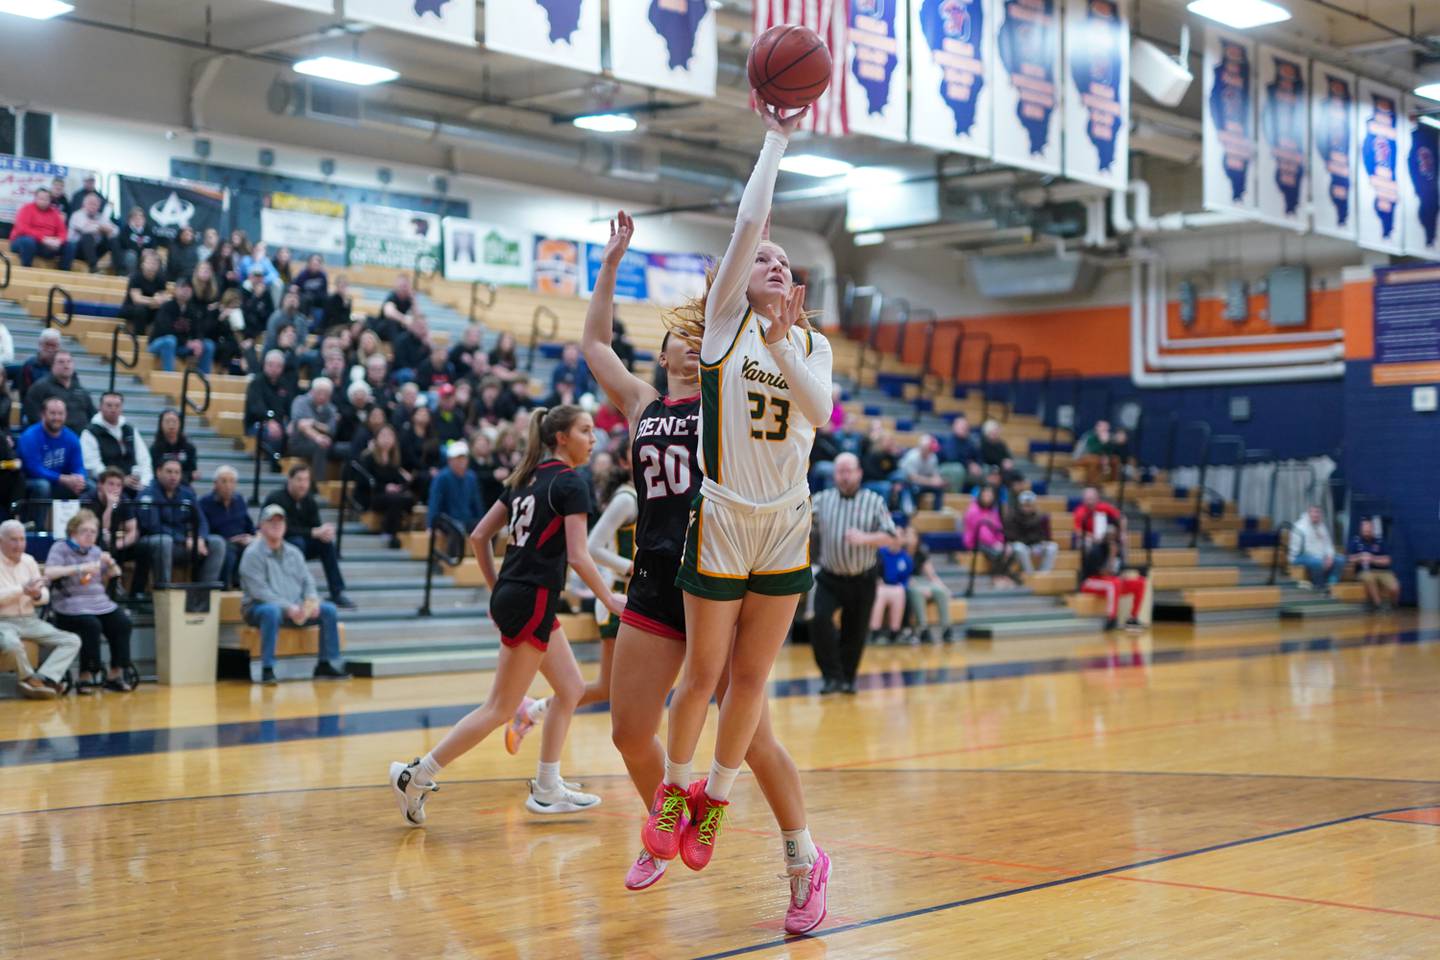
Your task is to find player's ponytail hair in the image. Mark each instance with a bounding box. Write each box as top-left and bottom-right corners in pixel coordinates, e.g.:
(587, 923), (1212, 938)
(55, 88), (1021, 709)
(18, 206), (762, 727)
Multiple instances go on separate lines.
(661, 249), (820, 347)
(506, 404), (586, 491)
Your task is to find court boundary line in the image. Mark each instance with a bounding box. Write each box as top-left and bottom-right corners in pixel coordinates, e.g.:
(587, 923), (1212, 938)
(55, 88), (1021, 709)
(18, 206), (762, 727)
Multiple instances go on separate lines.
(687, 803), (1440, 960)
(3, 626), (1436, 768)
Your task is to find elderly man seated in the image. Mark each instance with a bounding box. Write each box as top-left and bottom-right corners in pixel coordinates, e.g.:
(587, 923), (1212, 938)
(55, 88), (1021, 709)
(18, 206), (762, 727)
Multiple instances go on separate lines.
(239, 504), (347, 686)
(0, 520), (81, 699)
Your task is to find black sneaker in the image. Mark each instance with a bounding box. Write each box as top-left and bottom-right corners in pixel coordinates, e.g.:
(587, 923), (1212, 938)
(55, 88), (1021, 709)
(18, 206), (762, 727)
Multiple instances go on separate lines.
(819, 678), (840, 695)
(260, 667), (278, 685)
(1103, 618), (1119, 631)
(332, 595), (357, 610)
(1124, 618), (1143, 631)
(313, 661), (350, 681)
(840, 681), (857, 695)
(941, 627), (954, 643)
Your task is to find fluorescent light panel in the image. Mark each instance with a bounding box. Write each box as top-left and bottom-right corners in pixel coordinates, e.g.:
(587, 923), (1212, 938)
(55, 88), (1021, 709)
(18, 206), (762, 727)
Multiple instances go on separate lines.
(1416, 82), (1440, 102)
(846, 166), (907, 189)
(0, 0), (73, 18)
(293, 56), (399, 86)
(1421, 116), (1440, 131)
(1186, 0), (1290, 29)
(853, 232), (886, 246)
(572, 113), (638, 133)
(779, 155), (854, 178)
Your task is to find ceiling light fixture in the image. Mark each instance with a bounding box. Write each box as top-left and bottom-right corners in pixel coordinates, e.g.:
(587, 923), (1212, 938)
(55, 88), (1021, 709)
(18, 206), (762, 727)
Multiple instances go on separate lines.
(0, 0), (73, 19)
(1415, 82), (1440, 103)
(1186, 0), (1290, 30)
(779, 155), (855, 178)
(845, 166), (907, 189)
(853, 232), (886, 246)
(293, 56), (399, 86)
(1420, 115), (1440, 131)
(572, 113), (638, 133)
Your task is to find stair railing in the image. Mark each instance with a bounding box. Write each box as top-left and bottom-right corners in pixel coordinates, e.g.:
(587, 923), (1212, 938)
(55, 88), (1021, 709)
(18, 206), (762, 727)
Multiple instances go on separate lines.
(250, 413), (283, 502)
(526, 305), (559, 372)
(1045, 368), (1083, 485)
(0, 247), (11, 290)
(418, 513), (470, 616)
(979, 343), (1022, 423)
(177, 367), (211, 435)
(468, 281), (497, 324)
(45, 285), (73, 329)
(107, 325), (140, 393)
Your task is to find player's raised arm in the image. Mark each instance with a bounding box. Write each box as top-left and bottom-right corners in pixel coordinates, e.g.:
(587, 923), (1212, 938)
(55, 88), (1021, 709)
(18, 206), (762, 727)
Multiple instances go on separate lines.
(581, 210), (657, 422)
(760, 285), (833, 425)
(702, 102), (808, 362)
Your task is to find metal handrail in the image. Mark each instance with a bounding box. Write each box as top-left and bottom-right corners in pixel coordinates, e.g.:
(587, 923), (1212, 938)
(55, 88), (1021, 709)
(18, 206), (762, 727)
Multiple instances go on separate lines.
(855, 341), (882, 386)
(334, 458), (377, 561)
(949, 329), (992, 393)
(1045, 367), (1083, 485)
(468, 281), (497, 323)
(526, 305), (560, 372)
(250, 413), (282, 502)
(411, 247), (440, 292)
(979, 343), (1022, 423)
(418, 513), (470, 616)
(107, 325), (140, 393)
(46, 286), (73, 329)
(178, 367), (211, 434)
(1013, 356), (1051, 420)
(1268, 521), (1296, 585)
(0, 248), (10, 290)
(886, 297), (913, 360)
(915, 309), (941, 392)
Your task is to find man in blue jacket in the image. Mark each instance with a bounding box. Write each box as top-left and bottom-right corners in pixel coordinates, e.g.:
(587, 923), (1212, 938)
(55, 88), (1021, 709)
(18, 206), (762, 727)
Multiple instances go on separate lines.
(428, 441), (482, 534)
(19, 397), (91, 503)
(138, 458), (227, 589)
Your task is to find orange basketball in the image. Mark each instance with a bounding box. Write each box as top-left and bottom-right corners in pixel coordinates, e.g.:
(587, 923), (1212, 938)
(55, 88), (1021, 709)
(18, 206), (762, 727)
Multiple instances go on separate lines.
(748, 24), (832, 111)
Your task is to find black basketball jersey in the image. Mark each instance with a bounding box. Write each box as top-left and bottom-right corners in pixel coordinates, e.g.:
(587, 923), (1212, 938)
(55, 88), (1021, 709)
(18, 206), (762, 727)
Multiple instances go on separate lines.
(630, 394), (701, 557)
(496, 459), (591, 591)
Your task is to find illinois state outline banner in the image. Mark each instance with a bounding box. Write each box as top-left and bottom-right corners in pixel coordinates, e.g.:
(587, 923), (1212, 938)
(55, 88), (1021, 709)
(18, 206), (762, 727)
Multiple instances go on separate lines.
(1256, 44), (1309, 230)
(345, 0), (475, 46)
(1062, 0), (1128, 189)
(1202, 28), (1258, 214)
(846, 0), (909, 142)
(993, 0), (1062, 175)
(1310, 63), (1357, 240)
(1356, 77), (1404, 255)
(609, 0), (716, 97)
(485, 0), (601, 73)
(1403, 95), (1440, 261)
(910, 0), (993, 158)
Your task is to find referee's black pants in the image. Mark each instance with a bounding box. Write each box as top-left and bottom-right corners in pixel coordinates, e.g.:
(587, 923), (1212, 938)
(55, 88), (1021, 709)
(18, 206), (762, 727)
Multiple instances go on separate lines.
(811, 568), (878, 685)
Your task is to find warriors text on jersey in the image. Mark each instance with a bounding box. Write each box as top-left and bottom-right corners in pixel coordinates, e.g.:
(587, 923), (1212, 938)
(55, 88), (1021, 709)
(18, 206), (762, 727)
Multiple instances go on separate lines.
(496, 459), (591, 591)
(630, 394), (701, 557)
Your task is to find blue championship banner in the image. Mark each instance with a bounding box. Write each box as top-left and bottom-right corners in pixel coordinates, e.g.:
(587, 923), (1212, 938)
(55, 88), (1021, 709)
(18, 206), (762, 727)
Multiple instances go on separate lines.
(1202, 28), (1258, 214)
(910, 0), (993, 158)
(1062, 0), (1128, 189)
(1257, 44), (1309, 230)
(1310, 63), (1357, 241)
(993, 0), (1062, 175)
(1356, 76), (1405, 255)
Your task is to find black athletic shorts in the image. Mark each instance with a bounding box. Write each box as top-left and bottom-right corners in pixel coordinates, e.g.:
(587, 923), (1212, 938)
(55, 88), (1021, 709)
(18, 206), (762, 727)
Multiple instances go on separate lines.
(620, 550), (685, 642)
(490, 579), (561, 651)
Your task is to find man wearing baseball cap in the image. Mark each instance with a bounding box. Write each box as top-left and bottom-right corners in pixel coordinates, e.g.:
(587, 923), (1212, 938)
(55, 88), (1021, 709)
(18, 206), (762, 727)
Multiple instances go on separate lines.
(427, 440), (483, 536)
(238, 503), (346, 685)
(1005, 489), (1059, 576)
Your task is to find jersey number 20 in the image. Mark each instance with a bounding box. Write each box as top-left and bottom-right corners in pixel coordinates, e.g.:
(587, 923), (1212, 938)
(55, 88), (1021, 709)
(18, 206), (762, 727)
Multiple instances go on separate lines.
(639, 444), (691, 498)
(509, 494), (537, 546)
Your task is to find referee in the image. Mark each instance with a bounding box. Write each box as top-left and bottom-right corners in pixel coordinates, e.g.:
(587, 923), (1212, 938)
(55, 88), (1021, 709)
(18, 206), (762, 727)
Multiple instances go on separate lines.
(810, 453), (899, 694)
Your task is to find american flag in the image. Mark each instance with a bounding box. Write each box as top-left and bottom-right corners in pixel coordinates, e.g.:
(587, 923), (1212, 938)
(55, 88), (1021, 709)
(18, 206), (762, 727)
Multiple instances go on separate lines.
(752, 0), (850, 136)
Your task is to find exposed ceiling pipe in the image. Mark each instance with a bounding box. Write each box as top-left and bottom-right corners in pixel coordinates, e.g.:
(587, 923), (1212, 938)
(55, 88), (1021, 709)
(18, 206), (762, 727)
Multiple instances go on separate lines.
(190, 25), (354, 130)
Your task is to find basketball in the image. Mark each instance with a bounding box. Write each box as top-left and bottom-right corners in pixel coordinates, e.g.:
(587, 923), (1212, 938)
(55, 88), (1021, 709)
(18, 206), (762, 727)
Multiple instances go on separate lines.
(748, 24), (832, 111)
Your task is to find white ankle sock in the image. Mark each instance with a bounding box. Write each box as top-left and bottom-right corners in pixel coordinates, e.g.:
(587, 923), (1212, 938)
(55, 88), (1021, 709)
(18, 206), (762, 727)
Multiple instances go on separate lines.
(536, 760), (562, 792)
(416, 753), (442, 784)
(781, 827), (817, 869)
(704, 760), (740, 801)
(663, 756), (692, 788)
(526, 696), (551, 722)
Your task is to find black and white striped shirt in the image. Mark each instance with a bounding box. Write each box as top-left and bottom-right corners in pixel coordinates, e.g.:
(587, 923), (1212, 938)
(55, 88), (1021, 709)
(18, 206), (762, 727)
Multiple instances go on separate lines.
(812, 486), (896, 577)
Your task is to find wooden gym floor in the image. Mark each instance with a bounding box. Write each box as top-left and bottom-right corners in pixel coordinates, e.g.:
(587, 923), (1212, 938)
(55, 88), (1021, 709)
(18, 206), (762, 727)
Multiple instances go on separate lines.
(3, 613), (1439, 959)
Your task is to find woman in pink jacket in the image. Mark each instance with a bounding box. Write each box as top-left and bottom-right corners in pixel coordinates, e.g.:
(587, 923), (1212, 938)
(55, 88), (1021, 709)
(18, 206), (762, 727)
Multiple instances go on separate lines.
(960, 485), (1017, 587)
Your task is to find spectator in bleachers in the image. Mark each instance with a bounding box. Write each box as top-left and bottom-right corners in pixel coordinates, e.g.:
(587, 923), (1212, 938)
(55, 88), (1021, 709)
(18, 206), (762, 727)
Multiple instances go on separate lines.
(348, 331), (384, 382)
(610, 315), (636, 371)
(593, 397), (626, 437)
(1074, 419), (1118, 485)
(67, 192), (118, 273)
(979, 419), (1015, 473)
(263, 463), (351, 607)
(545, 371), (578, 409)
(210, 288), (247, 374)
(1005, 490), (1058, 575)
(509, 378), (539, 414)
(85, 468), (140, 563)
(938, 415), (983, 491)
(376, 273), (418, 341)
(426, 440), (483, 538)
(448, 325), (484, 374)
(240, 503), (347, 685)
(903, 525), (953, 644)
(897, 433), (947, 512)
(359, 354), (394, 410)
(81, 392), (152, 493)
(69, 174), (105, 216)
(322, 274), (355, 335)
(294, 253), (329, 315)
(148, 278), (215, 374)
(197, 226), (220, 264)
(245, 349), (297, 449)
(198, 464), (255, 590)
(1074, 485), (1126, 569)
(240, 267), (277, 342)
(1348, 517), (1400, 610)
(870, 529), (915, 645)
(19, 328), (61, 398)
(392, 313), (434, 383)
(150, 408), (200, 486)
(355, 424), (415, 549)
(468, 432), (504, 512)
(272, 246), (295, 290)
(335, 381), (373, 449)
(24, 352), (94, 433)
(288, 377), (341, 480)
(48, 177), (71, 218)
(1079, 524), (1144, 631)
(492, 425), (522, 487)
(0, 519), (81, 699)
(229, 229), (251, 258)
(961, 485), (1015, 587)
(401, 404), (441, 501)
(0, 322), (13, 369)
(44, 509), (133, 693)
(473, 376), (515, 426)
(416, 343), (455, 392)
(432, 383), (465, 445)
(390, 381), (422, 429)
(210, 239), (242, 293)
(0, 424), (24, 520)
(121, 249), (171, 336)
(166, 225), (200, 283)
(192, 259), (220, 315)
(861, 428), (902, 507)
(351, 406), (388, 465)
(9, 188), (75, 270)
(238, 239), (280, 291)
(138, 458), (226, 589)
(487, 330), (521, 380)
(116, 207), (156, 277)
(264, 287), (312, 355)
(551, 342), (594, 398)
(1289, 504), (1340, 588)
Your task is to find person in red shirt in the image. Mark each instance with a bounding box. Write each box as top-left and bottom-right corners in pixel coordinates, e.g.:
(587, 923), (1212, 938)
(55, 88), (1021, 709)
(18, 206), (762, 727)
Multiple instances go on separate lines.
(1073, 485), (1125, 549)
(10, 188), (75, 270)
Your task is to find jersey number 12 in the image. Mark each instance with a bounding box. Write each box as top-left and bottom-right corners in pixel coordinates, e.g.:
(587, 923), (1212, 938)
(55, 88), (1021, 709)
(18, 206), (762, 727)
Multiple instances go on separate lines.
(639, 444), (691, 498)
(509, 494), (536, 546)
